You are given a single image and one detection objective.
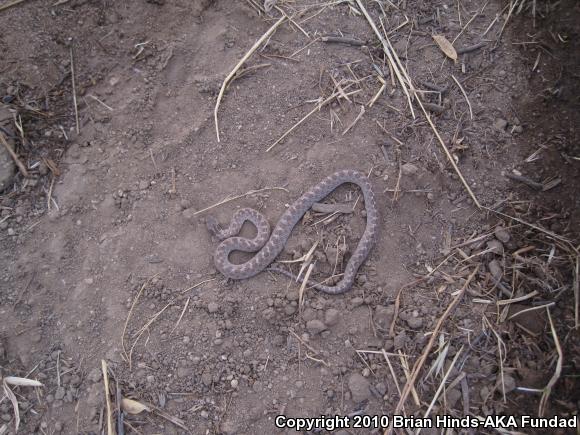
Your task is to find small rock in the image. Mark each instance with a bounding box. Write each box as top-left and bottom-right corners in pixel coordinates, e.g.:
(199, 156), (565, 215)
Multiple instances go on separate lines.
(261, 308), (275, 321)
(7, 228), (15, 236)
(393, 331), (408, 350)
(54, 421), (63, 432)
(511, 125), (523, 134)
(306, 320), (326, 335)
(200, 410), (209, 419)
(374, 305), (395, 330)
(350, 297), (364, 308)
(496, 374), (516, 394)
(54, 386), (65, 400)
(375, 382), (387, 396)
(302, 307), (316, 322)
(406, 316), (423, 329)
(207, 302), (219, 313)
(348, 373), (372, 403)
(401, 163), (419, 176)
(284, 304), (296, 315)
(230, 379), (238, 389)
(493, 118), (508, 131)
(138, 180), (149, 190)
(38, 162), (49, 176)
(487, 239), (504, 255)
(201, 371), (212, 387)
(1, 414), (11, 422)
(324, 308), (339, 326)
(488, 259), (503, 280)
(146, 375), (155, 383)
(494, 227), (511, 243)
(286, 290), (299, 301)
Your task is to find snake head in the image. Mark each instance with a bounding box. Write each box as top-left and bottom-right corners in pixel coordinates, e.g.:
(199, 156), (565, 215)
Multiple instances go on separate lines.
(205, 215), (222, 238)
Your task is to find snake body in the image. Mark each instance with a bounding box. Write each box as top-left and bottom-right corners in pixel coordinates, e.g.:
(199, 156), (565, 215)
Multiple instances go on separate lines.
(207, 169), (378, 294)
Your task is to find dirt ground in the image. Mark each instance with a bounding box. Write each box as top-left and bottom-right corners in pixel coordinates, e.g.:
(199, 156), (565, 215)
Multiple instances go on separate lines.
(0, 0), (578, 434)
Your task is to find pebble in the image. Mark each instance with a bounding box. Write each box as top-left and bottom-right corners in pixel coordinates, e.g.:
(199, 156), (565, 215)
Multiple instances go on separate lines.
(493, 118), (508, 131)
(207, 302), (219, 313)
(487, 239), (504, 255)
(324, 308), (339, 326)
(200, 410), (209, 419)
(488, 259), (503, 280)
(146, 375), (155, 384)
(393, 331), (407, 350)
(230, 379), (238, 389)
(201, 371), (212, 387)
(54, 421), (63, 432)
(1, 414), (11, 422)
(499, 374), (517, 393)
(494, 226), (511, 243)
(401, 163), (419, 176)
(406, 316), (423, 329)
(374, 305), (395, 330)
(55, 386), (65, 400)
(348, 373), (372, 402)
(350, 297), (364, 308)
(138, 180), (149, 190)
(302, 308), (316, 322)
(306, 320), (326, 335)
(7, 228), (15, 236)
(284, 304), (296, 315)
(375, 382), (387, 396)
(286, 290), (299, 301)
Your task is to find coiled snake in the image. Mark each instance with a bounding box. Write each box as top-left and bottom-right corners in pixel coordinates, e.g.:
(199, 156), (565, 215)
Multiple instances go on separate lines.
(206, 169), (378, 294)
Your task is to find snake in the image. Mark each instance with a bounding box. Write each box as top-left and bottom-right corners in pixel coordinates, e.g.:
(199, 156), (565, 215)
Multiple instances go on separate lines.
(206, 169), (378, 294)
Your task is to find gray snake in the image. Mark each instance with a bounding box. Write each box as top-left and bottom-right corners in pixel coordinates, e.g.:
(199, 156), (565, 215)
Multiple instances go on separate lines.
(206, 169), (378, 294)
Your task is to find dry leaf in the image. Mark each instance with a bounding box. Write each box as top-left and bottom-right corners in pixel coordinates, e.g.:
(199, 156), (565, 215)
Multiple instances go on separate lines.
(121, 397), (151, 414)
(1, 376), (43, 432)
(432, 35), (457, 62)
(3, 377), (43, 387)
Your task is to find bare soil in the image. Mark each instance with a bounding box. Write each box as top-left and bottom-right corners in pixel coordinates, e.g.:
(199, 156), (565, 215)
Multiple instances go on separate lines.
(0, 0), (578, 434)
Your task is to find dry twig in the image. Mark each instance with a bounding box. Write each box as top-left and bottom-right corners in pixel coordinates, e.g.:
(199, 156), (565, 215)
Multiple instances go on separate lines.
(214, 16), (286, 141)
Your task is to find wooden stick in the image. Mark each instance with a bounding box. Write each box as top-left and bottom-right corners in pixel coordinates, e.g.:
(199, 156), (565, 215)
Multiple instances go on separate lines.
(101, 360), (114, 435)
(415, 96), (481, 208)
(0, 0), (30, 12)
(214, 16), (286, 142)
(451, 74), (473, 120)
(70, 43), (80, 134)
(0, 131), (28, 177)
